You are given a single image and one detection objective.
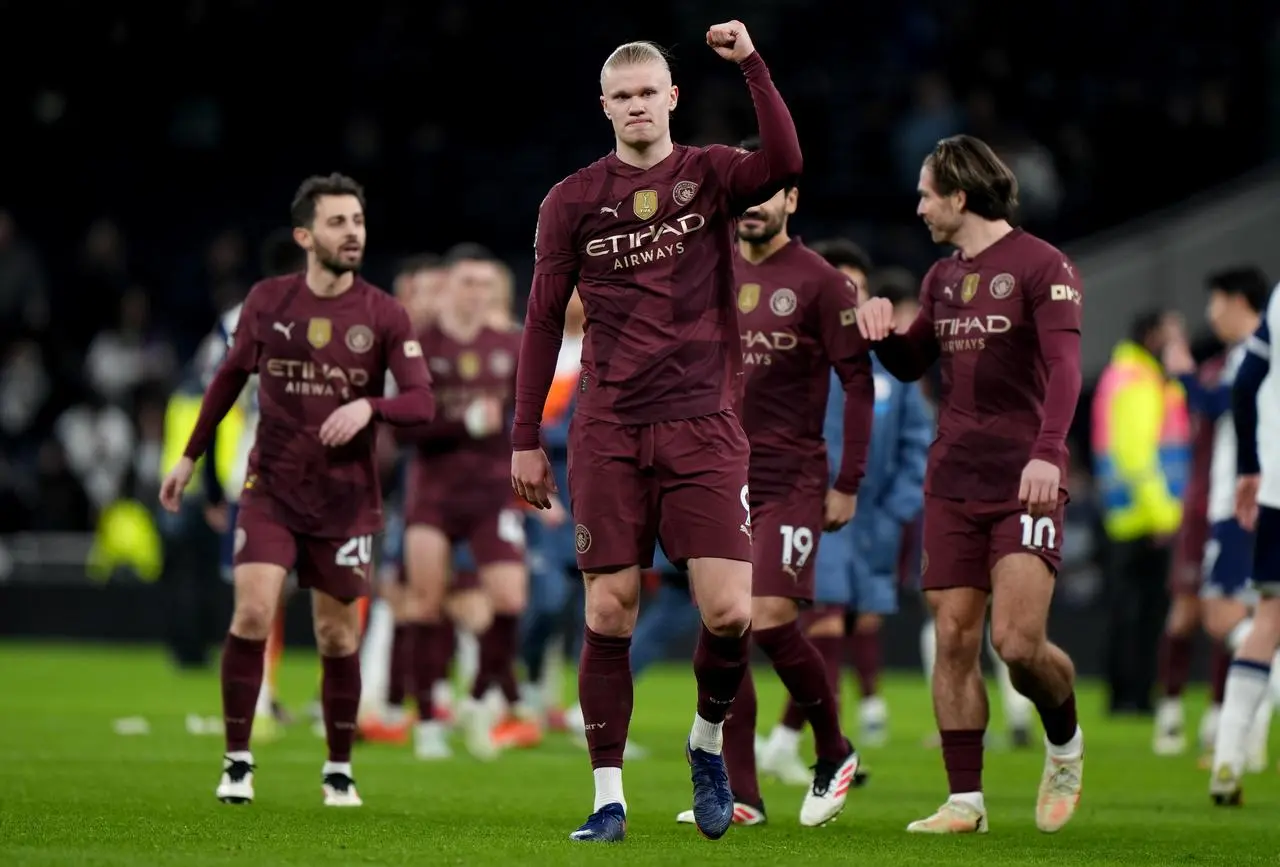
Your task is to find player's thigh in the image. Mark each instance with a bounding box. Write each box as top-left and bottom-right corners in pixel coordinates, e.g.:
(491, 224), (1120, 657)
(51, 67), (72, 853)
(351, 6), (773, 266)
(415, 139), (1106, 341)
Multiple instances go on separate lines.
(403, 522), (451, 610)
(814, 529), (856, 609)
(748, 493), (824, 621)
(988, 502), (1064, 658)
(231, 508), (295, 633)
(920, 494), (991, 593)
(655, 410), (753, 566)
(297, 532), (374, 604)
(568, 416), (656, 572)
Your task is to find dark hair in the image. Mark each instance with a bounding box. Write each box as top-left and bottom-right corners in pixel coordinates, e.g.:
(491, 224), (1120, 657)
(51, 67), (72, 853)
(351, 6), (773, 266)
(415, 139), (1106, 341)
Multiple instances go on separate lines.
(443, 242), (497, 267)
(1206, 266), (1271, 314)
(809, 238), (873, 275)
(870, 266), (918, 307)
(924, 135), (1019, 222)
(260, 227), (305, 277)
(1129, 308), (1168, 347)
(396, 252), (442, 279)
(290, 173), (366, 228)
(738, 136), (797, 190)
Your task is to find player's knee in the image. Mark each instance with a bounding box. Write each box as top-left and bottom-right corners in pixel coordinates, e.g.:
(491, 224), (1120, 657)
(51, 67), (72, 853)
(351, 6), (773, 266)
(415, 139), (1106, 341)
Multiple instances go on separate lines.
(989, 620), (1043, 670)
(933, 613), (983, 668)
(446, 589), (493, 634)
(702, 596), (752, 637)
(805, 611), (844, 638)
(1203, 599), (1247, 642)
(583, 573), (641, 637)
(751, 596), (798, 631)
(484, 567), (528, 615)
(230, 600), (275, 640)
(314, 616), (360, 656)
(855, 612), (882, 635)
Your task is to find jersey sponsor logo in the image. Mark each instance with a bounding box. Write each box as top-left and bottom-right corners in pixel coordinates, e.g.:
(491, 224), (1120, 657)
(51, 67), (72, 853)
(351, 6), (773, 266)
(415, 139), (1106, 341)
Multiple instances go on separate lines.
(1050, 284), (1081, 305)
(632, 189), (658, 220)
(989, 273), (1015, 299)
(575, 524), (592, 554)
(264, 358), (370, 398)
(672, 180), (699, 206)
(738, 283), (761, 314)
(345, 324), (374, 353)
(770, 288), (797, 316)
(307, 317), (332, 349)
(584, 213), (707, 271)
(961, 274), (980, 304)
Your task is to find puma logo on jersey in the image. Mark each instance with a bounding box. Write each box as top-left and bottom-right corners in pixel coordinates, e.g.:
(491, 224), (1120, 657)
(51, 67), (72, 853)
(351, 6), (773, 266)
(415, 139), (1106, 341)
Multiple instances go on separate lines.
(273, 322), (295, 340)
(600, 201), (623, 217)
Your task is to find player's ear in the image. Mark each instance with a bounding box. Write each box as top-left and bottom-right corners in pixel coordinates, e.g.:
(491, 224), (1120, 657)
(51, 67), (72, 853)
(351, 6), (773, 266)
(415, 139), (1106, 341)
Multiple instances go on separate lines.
(952, 189), (967, 214)
(669, 85), (679, 112)
(785, 187), (798, 215)
(291, 226), (312, 252)
(599, 94), (608, 119)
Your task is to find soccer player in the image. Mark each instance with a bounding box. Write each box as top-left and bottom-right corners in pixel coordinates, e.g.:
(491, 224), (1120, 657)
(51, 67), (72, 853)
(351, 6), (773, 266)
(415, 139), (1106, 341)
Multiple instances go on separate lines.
(855, 135), (1085, 834)
(511, 24), (803, 842)
(1210, 275), (1280, 805)
(1160, 269), (1271, 763)
(400, 243), (529, 761)
(158, 173), (435, 807)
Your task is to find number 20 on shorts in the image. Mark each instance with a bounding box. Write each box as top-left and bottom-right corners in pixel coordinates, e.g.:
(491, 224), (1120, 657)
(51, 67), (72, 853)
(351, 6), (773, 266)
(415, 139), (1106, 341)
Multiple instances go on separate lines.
(1019, 514), (1057, 550)
(335, 535), (373, 567)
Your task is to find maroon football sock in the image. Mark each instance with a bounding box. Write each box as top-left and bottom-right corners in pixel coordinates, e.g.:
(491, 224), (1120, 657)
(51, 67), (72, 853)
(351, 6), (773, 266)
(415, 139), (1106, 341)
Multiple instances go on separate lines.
(321, 652), (361, 763)
(694, 623), (752, 724)
(387, 624), (411, 708)
(1158, 632), (1194, 699)
(722, 666), (762, 806)
(1211, 641), (1231, 705)
(780, 633), (842, 731)
(941, 729), (985, 793)
(579, 627), (633, 769)
(470, 614), (521, 704)
(848, 628), (882, 698)
(412, 622), (451, 719)
(757, 622), (847, 761)
(221, 633), (266, 753)
(1037, 691), (1079, 746)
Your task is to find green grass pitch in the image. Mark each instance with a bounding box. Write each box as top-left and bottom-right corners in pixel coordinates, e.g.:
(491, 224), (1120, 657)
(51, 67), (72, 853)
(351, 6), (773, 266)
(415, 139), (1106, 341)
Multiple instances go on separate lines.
(3, 641), (1280, 865)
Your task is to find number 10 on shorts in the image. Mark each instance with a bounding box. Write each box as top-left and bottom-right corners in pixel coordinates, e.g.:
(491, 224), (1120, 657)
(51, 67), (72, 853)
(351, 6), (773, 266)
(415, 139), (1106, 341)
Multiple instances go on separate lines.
(1019, 514), (1057, 550)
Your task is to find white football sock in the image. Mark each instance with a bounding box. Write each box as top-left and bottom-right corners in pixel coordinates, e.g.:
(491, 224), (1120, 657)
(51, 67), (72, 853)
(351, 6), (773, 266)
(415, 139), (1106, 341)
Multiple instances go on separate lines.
(950, 791), (985, 813)
(322, 760), (352, 778)
(1227, 618), (1254, 654)
(987, 626), (1032, 728)
(1046, 725), (1084, 760)
(1213, 660), (1272, 776)
(593, 767), (626, 813)
(921, 619), (936, 683)
(254, 681), (273, 717)
(689, 713), (724, 754)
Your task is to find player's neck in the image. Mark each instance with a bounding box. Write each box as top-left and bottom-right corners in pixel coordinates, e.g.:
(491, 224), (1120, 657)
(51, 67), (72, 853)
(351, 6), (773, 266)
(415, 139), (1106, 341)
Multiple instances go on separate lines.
(738, 232), (790, 265)
(953, 218), (1014, 261)
(305, 266), (355, 298)
(440, 309), (484, 342)
(614, 137), (675, 171)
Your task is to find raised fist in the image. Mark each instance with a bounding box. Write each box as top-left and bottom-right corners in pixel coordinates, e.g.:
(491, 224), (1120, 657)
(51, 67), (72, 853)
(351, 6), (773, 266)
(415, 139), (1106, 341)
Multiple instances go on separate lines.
(706, 21), (756, 63)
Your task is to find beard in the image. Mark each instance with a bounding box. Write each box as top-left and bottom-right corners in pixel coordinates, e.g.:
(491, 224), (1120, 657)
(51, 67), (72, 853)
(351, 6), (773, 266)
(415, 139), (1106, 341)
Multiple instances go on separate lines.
(736, 213), (784, 245)
(315, 239), (363, 275)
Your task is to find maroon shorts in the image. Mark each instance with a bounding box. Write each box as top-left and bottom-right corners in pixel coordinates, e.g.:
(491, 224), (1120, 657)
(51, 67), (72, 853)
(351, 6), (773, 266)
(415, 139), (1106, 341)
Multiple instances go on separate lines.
(233, 506), (371, 601)
(405, 499), (525, 568)
(750, 488), (824, 603)
(920, 494), (1065, 592)
(568, 409), (752, 572)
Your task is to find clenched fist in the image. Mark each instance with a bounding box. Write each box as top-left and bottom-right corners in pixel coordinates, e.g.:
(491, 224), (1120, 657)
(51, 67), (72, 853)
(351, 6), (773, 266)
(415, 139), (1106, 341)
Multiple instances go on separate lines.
(706, 20), (756, 63)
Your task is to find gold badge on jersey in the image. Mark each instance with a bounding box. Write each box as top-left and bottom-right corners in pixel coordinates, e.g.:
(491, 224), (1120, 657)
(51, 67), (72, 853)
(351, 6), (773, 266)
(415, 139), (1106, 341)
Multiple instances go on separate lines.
(307, 317), (332, 349)
(458, 350), (481, 380)
(632, 189), (658, 221)
(738, 283), (761, 314)
(960, 274), (980, 304)
(839, 307), (857, 326)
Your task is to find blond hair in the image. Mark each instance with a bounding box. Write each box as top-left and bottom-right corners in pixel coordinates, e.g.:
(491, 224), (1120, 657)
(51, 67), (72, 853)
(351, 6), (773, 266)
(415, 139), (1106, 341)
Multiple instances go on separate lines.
(600, 41), (671, 87)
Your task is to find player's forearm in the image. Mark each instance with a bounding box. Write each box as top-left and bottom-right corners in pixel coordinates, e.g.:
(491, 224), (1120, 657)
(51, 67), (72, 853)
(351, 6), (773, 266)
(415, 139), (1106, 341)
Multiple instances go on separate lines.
(183, 366), (250, 461)
(1031, 330), (1083, 464)
(1233, 351), (1267, 474)
(512, 272), (572, 450)
(369, 385), (435, 427)
(739, 52), (803, 186)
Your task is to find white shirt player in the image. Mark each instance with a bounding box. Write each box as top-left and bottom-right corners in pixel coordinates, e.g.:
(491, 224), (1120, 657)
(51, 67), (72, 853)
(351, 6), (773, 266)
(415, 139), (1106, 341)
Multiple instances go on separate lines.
(1249, 286), (1280, 509)
(196, 303), (259, 501)
(1208, 344), (1246, 523)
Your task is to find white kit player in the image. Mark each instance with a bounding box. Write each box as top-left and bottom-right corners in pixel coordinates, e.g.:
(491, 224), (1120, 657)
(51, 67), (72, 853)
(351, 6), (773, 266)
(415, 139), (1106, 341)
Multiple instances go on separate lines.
(1209, 279), (1280, 805)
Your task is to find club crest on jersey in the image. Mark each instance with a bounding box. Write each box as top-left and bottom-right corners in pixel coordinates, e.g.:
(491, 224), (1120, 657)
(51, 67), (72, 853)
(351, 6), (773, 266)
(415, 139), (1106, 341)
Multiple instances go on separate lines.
(989, 272), (1015, 300)
(672, 180), (699, 206)
(345, 324), (374, 354)
(960, 274), (980, 304)
(307, 317), (332, 349)
(490, 349), (514, 377)
(458, 350), (481, 380)
(770, 288), (797, 316)
(738, 283), (761, 314)
(632, 189), (658, 221)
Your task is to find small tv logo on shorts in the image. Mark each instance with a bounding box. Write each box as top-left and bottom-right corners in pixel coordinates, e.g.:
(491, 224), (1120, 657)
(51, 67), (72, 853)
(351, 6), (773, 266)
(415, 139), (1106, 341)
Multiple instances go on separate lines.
(574, 524), (592, 554)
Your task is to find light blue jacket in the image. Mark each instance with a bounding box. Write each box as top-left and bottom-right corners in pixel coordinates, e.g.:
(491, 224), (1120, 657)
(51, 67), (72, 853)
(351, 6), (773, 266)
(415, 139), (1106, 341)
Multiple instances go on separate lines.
(824, 355), (933, 582)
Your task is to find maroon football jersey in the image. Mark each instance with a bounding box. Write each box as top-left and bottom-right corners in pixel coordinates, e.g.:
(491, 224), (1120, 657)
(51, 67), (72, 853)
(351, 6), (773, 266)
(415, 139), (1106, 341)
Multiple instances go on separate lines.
(408, 323), (521, 510)
(222, 274), (429, 536)
(905, 229), (1084, 502)
(736, 240), (872, 502)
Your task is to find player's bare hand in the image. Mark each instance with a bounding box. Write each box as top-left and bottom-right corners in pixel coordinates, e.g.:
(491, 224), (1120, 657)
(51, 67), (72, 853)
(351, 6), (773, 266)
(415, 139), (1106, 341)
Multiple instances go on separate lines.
(159, 457), (195, 514)
(1236, 474), (1261, 532)
(823, 489), (857, 531)
(539, 495), (569, 528)
(1162, 336), (1195, 376)
(464, 396), (504, 438)
(512, 448), (557, 509)
(319, 398), (373, 447)
(706, 20), (755, 62)
(854, 297), (895, 342)
(204, 502), (229, 533)
(1019, 458), (1060, 518)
